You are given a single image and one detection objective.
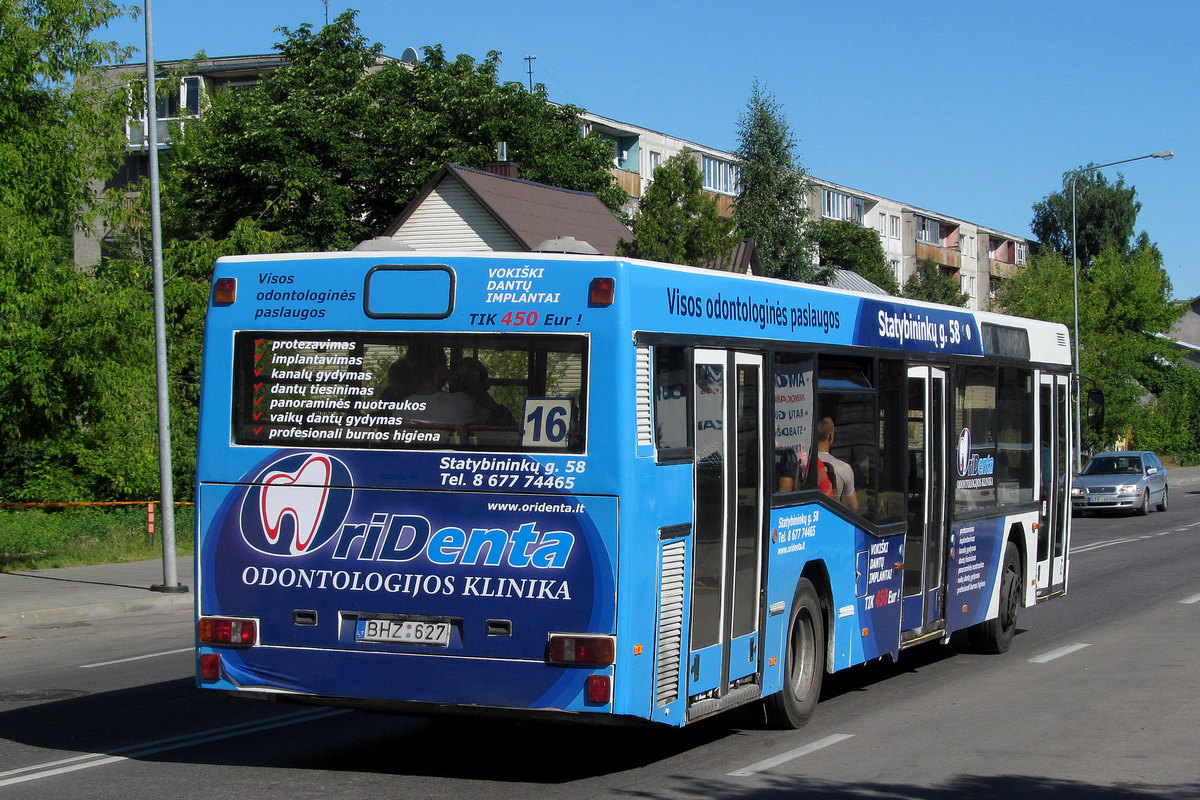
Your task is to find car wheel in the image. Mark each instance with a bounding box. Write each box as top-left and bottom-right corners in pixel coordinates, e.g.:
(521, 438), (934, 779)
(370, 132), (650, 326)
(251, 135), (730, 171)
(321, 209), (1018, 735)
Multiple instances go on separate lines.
(1138, 488), (1150, 516)
(1156, 485), (1168, 512)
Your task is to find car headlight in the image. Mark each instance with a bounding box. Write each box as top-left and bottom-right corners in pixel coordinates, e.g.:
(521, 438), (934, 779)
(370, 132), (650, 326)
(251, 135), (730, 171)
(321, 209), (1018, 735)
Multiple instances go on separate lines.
(1071, 487), (1084, 496)
(1116, 484), (1142, 494)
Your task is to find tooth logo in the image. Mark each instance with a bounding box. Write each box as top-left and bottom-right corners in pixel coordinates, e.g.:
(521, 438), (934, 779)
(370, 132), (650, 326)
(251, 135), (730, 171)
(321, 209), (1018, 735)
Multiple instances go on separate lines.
(240, 453), (353, 556)
(957, 428), (971, 477)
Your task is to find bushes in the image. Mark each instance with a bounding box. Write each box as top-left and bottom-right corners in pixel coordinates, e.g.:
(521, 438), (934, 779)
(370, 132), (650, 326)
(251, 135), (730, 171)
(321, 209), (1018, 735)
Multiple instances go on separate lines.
(0, 504), (193, 570)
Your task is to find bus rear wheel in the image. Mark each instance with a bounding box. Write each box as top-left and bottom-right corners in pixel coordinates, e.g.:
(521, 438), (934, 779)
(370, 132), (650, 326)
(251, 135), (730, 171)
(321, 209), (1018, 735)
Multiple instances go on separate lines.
(968, 542), (1020, 654)
(765, 578), (825, 729)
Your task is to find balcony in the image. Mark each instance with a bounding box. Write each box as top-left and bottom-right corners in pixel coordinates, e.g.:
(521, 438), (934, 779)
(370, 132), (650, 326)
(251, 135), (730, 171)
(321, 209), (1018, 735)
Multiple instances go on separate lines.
(608, 167), (642, 199)
(989, 258), (1022, 279)
(701, 190), (735, 218)
(126, 116), (190, 151)
(915, 240), (961, 270)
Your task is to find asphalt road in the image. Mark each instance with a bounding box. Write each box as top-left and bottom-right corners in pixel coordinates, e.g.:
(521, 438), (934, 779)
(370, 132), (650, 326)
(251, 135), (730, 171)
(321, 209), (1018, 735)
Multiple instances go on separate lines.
(2, 489), (1199, 799)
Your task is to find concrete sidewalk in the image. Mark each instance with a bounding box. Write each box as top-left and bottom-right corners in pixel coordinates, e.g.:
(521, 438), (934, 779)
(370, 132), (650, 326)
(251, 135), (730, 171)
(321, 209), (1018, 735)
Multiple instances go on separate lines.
(0, 557), (192, 634)
(3, 466), (1198, 635)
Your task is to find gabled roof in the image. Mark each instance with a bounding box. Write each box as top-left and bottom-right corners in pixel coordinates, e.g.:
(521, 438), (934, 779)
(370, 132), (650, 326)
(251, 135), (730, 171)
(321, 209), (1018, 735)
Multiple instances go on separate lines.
(383, 164), (631, 256)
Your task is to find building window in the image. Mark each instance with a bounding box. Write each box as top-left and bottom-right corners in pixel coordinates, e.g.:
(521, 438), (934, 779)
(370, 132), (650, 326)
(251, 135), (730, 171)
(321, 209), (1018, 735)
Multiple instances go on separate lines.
(702, 155), (739, 195)
(822, 189), (864, 224)
(648, 150), (661, 175)
(877, 211), (886, 236)
(1016, 242), (1027, 265)
(128, 75), (203, 148)
(916, 215), (941, 244)
(890, 215), (901, 239)
(961, 235), (977, 259)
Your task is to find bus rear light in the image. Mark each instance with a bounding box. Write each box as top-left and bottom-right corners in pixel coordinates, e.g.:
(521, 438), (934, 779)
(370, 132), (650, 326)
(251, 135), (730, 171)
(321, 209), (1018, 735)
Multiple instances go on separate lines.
(547, 634), (616, 666)
(198, 616), (257, 647)
(213, 277), (237, 305)
(200, 653), (222, 681)
(589, 277), (615, 306)
(586, 675), (612, 705)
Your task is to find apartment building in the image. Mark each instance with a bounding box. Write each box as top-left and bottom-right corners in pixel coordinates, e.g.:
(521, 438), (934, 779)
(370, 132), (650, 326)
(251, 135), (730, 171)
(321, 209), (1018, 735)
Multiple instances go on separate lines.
(74, 54), (291, 266)
(582, 111), (1029, 310)
(81, 55), (1031, 310)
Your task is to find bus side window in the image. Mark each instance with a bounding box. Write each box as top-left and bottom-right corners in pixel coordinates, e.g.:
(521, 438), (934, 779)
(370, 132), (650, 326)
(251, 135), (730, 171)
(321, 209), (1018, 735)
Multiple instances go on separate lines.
(772, 352), (815, 495)
(654, 346), (691, 453)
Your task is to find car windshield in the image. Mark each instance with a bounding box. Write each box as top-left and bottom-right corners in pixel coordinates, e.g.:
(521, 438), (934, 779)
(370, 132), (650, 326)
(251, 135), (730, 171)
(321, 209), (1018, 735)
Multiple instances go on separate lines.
(1082, 456), (1143, 475)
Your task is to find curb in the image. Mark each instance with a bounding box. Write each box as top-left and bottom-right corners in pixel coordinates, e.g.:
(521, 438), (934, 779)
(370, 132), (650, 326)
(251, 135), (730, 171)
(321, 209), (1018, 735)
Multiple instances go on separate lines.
(0, 592), (192, 634)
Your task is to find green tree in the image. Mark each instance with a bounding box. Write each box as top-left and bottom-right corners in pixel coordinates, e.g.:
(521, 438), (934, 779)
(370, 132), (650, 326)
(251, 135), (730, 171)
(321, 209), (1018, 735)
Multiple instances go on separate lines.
(809, 220), (899, 294)
(168, 12), (624, 250)
(1031, 169), (1141, 268)
(901, 257), (969, 307)
(0, 0), (146, 501)
(998, 245), (1184, 453)
(732, 81), (825, 283)
(618, 149), (734, 266)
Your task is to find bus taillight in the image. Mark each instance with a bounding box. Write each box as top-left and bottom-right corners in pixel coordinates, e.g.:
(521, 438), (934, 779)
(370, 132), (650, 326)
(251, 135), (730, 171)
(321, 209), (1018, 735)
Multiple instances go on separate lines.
(589, 277), (614, 306)
(546, 634), (616, 666)
(200, 652), (222, 681)
(213, 277), (237, 305)
(198, 616), (258, 646)
(585, 675), (612, 705)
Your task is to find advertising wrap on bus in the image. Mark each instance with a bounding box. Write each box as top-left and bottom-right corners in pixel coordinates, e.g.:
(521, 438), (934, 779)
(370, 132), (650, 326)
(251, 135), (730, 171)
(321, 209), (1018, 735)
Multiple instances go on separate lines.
(198, 448), (617, 708)
(196, 251), (1075, 727)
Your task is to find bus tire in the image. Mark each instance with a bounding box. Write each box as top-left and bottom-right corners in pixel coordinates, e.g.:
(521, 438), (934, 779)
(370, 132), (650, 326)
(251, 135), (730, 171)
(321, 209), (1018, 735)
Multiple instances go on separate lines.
(765, 578), (825, 729)
(968, 542), (1020, 654)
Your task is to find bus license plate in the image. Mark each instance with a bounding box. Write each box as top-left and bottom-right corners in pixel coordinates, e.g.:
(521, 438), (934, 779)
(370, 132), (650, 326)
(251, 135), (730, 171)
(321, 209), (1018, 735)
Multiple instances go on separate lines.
(356, 618), (451, 646)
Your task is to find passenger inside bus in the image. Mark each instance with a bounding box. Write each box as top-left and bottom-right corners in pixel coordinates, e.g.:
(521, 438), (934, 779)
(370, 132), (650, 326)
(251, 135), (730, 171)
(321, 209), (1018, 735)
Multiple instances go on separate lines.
(450, 357), (515, 426)
(776, 447), (834, 498)
(817, 417), (859, 512)
(397, 343), (490, 427)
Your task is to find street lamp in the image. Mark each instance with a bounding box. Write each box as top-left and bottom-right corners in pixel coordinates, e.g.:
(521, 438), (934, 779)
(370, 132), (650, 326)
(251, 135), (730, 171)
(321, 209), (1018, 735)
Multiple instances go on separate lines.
(1069, 150), (1173, 472)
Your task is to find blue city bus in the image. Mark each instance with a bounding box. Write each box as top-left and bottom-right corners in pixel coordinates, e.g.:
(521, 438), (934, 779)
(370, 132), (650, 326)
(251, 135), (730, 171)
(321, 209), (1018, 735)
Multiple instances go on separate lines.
(195, 250), (1073, 728)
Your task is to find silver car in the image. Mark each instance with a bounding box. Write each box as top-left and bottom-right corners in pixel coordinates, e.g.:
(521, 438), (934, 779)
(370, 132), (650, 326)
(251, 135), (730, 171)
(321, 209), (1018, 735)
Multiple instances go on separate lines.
(1071, 451), (1168, 515)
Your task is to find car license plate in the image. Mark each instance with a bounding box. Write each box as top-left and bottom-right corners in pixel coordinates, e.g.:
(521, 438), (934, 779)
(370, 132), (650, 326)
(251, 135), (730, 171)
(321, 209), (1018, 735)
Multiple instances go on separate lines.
(355, 617), (451, 646)
(1089, 495), (1116, 503)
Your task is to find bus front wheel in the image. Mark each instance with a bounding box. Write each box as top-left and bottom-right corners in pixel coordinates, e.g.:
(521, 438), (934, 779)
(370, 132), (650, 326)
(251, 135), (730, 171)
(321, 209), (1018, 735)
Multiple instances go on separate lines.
(968, 542), (1020, 654)
(765, 578), (825, 729)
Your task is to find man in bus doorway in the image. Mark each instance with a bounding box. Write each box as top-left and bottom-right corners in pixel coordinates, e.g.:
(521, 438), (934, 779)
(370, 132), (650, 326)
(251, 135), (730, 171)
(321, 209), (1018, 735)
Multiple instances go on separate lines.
(817, 417), (858, 512)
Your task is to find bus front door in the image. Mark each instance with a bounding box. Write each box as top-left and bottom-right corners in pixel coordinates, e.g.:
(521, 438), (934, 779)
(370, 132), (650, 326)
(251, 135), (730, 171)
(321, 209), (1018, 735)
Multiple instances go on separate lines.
(687, 349), (765, 717)
(1036, 373), (1070, 595)
(902, 365), (947, 638)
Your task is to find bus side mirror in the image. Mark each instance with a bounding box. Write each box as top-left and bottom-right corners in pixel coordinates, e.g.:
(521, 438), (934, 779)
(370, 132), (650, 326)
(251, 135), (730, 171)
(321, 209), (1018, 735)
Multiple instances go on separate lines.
(1086, 388), (1105, 431)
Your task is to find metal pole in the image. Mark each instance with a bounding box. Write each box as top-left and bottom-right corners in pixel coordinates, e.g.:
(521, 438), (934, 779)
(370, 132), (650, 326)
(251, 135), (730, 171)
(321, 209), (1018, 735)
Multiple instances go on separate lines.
(524, 55), (536, 91)
(145, 0), (186, 594)
(1066, 150), (1172, 474)
(1071, 174), (1082, 474)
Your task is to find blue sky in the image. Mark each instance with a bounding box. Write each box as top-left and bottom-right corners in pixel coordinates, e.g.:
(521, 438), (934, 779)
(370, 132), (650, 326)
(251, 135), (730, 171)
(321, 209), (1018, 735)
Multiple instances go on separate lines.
(98, 1), (1197, 299)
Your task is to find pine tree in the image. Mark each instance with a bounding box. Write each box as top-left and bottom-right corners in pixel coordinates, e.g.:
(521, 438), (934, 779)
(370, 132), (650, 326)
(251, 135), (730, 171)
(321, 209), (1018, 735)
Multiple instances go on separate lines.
(732, 81), (827, 283)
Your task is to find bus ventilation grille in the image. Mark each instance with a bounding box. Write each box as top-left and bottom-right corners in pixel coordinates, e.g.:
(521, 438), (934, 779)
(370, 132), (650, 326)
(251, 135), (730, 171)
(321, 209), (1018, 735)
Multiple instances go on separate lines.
(655, 539), (686, 706)
(636, 346), (653, 446)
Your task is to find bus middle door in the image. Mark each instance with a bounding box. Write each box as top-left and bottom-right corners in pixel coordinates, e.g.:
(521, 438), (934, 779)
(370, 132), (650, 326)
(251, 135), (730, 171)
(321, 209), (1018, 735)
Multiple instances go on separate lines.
(687, 349), (765, 719)
(902, 364), (948, 639)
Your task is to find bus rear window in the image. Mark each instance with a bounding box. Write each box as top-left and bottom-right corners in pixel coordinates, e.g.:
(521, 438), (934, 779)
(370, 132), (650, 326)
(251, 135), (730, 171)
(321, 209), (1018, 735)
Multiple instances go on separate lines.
(232, 332), (587, 452)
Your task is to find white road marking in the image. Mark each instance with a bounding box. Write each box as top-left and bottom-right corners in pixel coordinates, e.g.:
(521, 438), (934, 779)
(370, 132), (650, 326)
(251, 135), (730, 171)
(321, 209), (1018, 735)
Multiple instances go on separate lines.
(0, 708), (347, 787)
(1180, 593), (1200, 605)
(80, 648), (193, 669)
(727, 733), (854, 776)
(1028, 642), (1091, 663)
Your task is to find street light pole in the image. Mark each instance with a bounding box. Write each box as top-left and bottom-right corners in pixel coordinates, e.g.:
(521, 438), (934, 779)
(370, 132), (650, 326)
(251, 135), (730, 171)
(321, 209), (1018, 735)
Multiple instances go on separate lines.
(1069, 150), (1172, 473)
